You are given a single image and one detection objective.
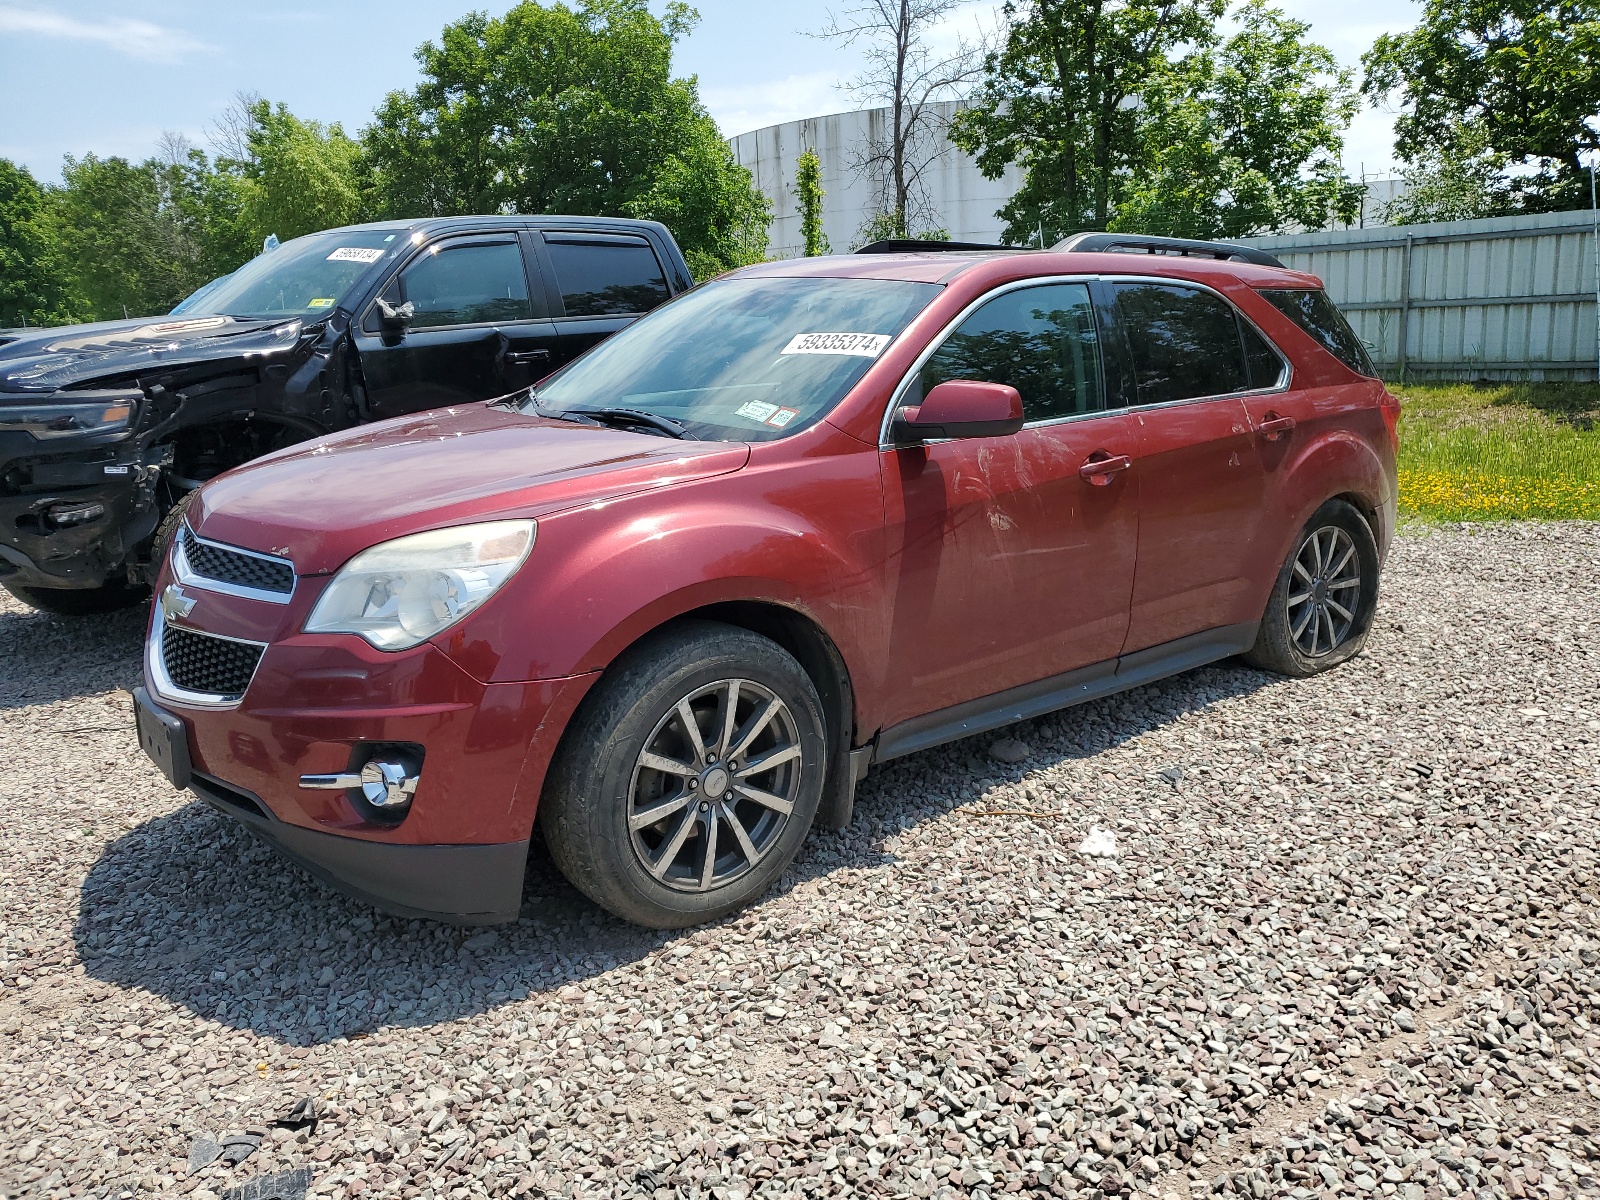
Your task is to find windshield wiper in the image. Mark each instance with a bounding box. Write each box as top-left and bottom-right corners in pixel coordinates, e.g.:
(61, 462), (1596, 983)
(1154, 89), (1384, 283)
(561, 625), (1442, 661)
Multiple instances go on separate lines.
(565, 407), (689, 439)
(512, 393), (688, 439)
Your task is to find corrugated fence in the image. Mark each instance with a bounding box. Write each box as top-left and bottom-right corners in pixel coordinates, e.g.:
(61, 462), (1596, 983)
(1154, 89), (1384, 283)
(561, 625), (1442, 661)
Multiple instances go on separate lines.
(1243, 210), (1600, 382)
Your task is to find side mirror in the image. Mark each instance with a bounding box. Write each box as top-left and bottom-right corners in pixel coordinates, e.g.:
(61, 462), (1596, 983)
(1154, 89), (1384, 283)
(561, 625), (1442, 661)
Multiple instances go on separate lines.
(892, 380), (1024, 442)
(377, 297), (415, 332)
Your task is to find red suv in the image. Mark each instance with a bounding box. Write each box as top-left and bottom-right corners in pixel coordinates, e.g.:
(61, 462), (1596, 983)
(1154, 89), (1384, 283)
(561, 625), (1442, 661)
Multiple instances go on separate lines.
(133, 235), (1399, 929)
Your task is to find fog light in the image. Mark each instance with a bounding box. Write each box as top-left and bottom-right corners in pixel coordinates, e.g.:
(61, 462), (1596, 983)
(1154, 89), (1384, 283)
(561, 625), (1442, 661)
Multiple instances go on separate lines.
(48, 501), (106, 527)
(300, 759), (420, 809)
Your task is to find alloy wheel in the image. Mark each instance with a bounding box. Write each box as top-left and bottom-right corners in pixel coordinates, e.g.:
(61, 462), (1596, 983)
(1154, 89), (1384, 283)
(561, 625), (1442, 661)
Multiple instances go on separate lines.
(1287, 525), (1362, 658)
(627, 678), (805, 892)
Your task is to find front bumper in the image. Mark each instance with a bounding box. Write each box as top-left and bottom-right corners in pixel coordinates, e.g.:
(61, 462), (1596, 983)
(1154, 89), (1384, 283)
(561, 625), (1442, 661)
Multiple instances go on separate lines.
(0, 426), (167, 590)
(141, 607), (598, 924)
(191, 768), (530, 924)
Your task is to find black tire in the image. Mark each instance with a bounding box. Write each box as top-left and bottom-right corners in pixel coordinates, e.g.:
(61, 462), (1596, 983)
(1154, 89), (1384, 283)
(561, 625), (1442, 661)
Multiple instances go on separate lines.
(540, 620), (828, 929)
(4, 578), (148, 616)
(149, 489), (199, 579)
(1245, 499), (1380, 678)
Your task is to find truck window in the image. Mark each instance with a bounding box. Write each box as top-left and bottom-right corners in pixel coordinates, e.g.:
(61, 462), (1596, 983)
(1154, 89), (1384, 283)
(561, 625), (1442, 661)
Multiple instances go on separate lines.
(546, 236), (671, 317)
(402, 241), (533, 329)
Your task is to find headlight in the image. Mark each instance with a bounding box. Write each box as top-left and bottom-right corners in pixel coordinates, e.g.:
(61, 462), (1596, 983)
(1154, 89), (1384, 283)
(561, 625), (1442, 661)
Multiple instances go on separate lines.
(304, 520), (535, 650)
(0, 399), (136, 439)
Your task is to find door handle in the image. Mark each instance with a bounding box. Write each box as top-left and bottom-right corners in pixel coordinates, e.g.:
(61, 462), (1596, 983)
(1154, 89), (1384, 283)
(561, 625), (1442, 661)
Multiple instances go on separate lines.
(1079, 453), (1133, 485)
(504, 349), (551, 366)
(1258, 412), (1296, 441)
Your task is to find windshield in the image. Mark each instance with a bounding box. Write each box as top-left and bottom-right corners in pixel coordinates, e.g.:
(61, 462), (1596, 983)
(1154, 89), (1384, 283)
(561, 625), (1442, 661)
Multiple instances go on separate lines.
(183, 228), (403, 319)
(526, 276), (941, 441)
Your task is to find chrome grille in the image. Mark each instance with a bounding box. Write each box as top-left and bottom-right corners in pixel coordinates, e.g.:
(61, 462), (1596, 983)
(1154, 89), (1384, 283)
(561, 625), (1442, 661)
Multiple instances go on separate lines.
(178, 526), (294, 597)
(160, 625), (264, 699)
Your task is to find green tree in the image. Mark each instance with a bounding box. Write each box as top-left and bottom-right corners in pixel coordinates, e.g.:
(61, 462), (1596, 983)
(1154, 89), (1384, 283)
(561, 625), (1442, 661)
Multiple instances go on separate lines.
(1379, 125), (1512, 224)
(1115, 1), (1362, 238)
(361, 0), (769, 273)
(952, 0), (1223, 243)
(236, 101), (364, 243)
(1362, 0), (1600, 213)
(49, 154), (202, 319)
(0, 159), (84, 327)
(796, 148), (831, 256)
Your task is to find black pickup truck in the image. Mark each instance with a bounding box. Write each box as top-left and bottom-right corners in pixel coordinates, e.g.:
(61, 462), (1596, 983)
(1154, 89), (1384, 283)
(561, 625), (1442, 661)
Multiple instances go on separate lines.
(0, 215), (693, 613)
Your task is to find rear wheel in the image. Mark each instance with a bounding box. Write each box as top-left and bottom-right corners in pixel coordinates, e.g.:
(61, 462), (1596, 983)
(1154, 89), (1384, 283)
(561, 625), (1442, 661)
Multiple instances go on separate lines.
(539, 620), (827, 928)
(1245, 499), (1380, 677)
(3, 579), (148, 615)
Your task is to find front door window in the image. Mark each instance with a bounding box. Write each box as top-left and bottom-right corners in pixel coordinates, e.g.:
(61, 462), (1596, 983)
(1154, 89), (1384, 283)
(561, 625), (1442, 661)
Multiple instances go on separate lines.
(401, 241), (534, 328)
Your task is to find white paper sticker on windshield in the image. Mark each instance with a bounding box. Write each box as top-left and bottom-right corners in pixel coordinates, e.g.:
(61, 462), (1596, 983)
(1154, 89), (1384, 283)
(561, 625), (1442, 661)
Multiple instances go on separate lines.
(327, 246), (385, 264)
(780, 332), (891, 358)
(735, 400), (780, 422)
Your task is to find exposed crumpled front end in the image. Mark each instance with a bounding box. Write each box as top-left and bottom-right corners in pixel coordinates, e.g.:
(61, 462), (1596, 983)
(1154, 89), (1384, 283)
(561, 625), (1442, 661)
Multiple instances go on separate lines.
(0, 388), (167, 589)
(0, 315), (328, 592)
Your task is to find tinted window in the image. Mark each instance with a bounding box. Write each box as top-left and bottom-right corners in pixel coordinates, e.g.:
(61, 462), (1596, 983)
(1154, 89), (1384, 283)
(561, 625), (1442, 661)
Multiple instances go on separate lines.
(918, 283), (1103, 422)
(1259, 289), (1376, 376)
(547, 238), (670, 316)
(529, 277), (938, 441)
(1242, 320), (1287, 389)
(402, 241), (533, 329)
(1114, 283), (1248, 405)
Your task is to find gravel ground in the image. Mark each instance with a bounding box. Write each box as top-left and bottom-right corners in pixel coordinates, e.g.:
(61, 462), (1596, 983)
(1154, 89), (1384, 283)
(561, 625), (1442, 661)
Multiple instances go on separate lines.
(2, 521), (1599, 1200)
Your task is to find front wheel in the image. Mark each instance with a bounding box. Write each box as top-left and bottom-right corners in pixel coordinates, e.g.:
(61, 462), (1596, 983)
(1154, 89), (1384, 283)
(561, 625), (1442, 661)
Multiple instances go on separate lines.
(1245, 499), (1380, 678)
(540, 620), (827, 928)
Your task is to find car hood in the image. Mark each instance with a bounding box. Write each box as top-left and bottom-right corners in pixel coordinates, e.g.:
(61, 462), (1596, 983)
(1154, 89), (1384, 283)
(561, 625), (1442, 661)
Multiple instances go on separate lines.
(0, 314), (306, 394)
(191, 402), (752, 575)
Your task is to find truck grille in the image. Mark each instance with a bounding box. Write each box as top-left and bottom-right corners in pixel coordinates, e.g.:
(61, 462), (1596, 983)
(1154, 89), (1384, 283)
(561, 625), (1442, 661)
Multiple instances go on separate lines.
(161, 625), (265, 699)
(178, 527), (295, 597)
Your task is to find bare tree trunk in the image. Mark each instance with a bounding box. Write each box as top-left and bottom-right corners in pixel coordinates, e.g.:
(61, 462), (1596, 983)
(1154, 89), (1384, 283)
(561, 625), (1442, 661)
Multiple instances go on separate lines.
(894, 0), (910, 236)
(816, 0), (986, 242)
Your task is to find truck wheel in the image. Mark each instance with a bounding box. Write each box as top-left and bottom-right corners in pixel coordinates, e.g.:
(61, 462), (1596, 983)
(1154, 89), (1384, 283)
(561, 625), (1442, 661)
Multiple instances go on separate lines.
(3, 579), (148, 615)
(149, 489), (199, 579)
(1245, 499), (1380, 678)
(540, 620), (827, 929)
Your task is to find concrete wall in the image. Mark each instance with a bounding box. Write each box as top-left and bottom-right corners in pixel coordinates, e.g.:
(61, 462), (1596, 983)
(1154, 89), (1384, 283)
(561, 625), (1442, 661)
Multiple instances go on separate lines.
(728, 101), (1028, 257)
(1244, 210), (1600, 382)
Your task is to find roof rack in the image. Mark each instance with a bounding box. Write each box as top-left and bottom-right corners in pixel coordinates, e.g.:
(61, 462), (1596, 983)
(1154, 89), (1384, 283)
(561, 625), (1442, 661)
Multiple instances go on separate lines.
(1052, 231), (1284, 269)
(855, 238), (1015, 254)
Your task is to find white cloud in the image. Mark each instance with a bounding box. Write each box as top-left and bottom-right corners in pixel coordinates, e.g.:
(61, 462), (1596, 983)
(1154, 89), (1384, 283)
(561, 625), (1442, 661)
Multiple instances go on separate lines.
(0, 6), (210, 63)
(704, 73), (850, 139)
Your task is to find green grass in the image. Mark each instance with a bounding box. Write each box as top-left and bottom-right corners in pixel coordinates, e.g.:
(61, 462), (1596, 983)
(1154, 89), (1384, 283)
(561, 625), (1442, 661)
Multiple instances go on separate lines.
(1393, 381), (1600, 521)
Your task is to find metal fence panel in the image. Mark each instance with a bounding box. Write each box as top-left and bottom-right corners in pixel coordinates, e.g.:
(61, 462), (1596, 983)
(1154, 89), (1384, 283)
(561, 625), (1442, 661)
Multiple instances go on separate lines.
(1244, 211), (1600, 381)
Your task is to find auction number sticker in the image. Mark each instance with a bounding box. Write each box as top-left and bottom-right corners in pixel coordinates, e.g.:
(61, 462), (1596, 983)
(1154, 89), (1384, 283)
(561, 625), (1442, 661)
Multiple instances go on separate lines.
(780, 332), (891, 358)
(327, 247), (386, 264)
(307, 297), (336, 309)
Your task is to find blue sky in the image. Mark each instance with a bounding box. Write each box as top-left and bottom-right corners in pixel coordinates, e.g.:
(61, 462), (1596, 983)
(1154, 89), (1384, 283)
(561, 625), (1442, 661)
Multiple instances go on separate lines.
(0, 0), (1416, 183)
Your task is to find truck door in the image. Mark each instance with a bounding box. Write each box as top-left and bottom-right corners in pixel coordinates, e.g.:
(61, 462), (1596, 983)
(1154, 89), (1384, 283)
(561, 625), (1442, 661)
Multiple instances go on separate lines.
(354, 232), (560, 419)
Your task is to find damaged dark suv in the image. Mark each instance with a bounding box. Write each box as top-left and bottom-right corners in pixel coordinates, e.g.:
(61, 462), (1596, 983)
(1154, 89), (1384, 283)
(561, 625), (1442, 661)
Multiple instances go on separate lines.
(0, 215), (692, 614)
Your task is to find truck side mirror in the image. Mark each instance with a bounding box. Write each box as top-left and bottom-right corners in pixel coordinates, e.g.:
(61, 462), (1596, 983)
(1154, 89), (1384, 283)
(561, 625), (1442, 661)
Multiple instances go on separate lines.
(377, 298), (415, 332)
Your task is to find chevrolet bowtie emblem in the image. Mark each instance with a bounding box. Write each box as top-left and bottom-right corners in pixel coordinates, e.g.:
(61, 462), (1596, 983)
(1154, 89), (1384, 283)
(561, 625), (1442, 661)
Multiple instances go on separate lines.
(160, 583), (196, 624)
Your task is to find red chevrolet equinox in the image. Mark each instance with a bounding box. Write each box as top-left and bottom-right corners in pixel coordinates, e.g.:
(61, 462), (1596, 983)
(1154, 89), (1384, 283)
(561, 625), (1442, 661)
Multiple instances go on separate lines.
(134, 234), (1399, 929)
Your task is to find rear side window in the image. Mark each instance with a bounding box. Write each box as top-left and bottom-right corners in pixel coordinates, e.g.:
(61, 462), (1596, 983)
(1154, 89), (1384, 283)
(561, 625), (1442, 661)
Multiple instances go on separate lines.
(401, 240), (533, 329)
(1258, 289), (1376, 377)
(1241, 321), (1287, 390)
(919, 283), (1104, 422)
(546, 236), (671, 316)
(1113, 283), (1248, 405)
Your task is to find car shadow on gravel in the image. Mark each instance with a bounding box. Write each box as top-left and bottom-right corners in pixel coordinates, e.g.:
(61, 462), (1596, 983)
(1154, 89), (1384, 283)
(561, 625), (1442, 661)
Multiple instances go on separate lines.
(72, 659), (1273, 1047)
(0, 599), (149, 709)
